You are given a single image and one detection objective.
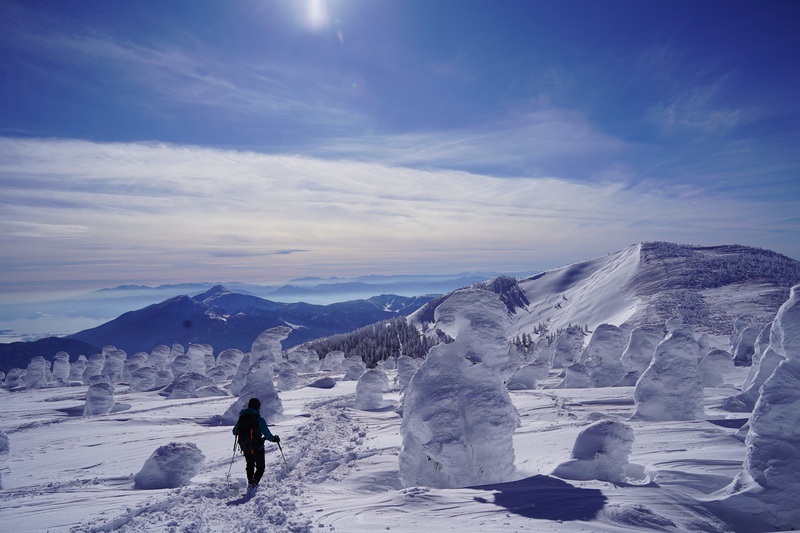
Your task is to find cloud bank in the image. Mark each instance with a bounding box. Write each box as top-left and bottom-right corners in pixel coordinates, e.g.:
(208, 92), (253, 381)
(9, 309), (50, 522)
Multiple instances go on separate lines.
(0, 137), (797, 294)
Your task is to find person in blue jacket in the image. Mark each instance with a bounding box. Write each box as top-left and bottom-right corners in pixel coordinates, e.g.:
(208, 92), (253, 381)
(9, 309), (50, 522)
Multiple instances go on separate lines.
(232, 397), (280, 491)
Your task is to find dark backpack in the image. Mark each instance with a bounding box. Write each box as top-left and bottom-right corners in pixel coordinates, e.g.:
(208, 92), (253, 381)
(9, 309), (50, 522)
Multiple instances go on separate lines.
(237, 413), (262, 455)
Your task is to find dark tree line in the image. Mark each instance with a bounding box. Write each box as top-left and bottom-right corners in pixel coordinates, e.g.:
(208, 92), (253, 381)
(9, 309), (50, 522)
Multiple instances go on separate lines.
(304, 316), (439, 368)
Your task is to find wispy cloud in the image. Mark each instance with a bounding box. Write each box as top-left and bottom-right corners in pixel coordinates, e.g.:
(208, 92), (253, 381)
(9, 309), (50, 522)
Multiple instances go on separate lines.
(312, 107), (625, 177)
(0, 10), (369, 138)
(636, 44), (748, 139)
(2, 221), (90, 239)
(1, 137), (797, 292)
(646, 81), (742, 136)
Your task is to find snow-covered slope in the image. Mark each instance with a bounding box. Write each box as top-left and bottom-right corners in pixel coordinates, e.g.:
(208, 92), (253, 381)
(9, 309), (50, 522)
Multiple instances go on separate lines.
(511, 244), (642, 338)
(411, 242), (800, 342)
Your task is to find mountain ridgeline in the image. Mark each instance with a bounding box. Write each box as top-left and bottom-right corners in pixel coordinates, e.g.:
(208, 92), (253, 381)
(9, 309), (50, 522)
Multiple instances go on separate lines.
(410, 242), (800, 342)
(0, 287), (433, 373)
(2, 242), (799, 375)
(65, 286), (433, 355)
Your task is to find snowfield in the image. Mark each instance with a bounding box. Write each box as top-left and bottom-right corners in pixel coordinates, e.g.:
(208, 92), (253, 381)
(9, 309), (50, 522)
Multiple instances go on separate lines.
(3, 245), (799, 532)
(511, 244), (642, 339)
(0, 364), (769, 533)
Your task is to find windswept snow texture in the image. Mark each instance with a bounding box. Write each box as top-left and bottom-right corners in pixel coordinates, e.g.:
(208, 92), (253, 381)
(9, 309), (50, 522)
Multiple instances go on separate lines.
(1, 247), (799, 532)
(699, 348), (735, 387)
(251, 326), (292, 365)
(580, 324), (626, 387)
(168, 371), (216, 399)
(3, 367), (25, 388)
(68, 355), (86, 382)
(399, 344), (519, 489)
(277, 363), (300, 391)
(24, 356), (49, 389)
(222, 359), (282, 424)
(463, 242), (800, 347)
(618, 325), (663, 382)
(52, 352), (70, 383)
(130, 366), (159, 392)
(396, 354), (418, 389)
(431, 288), (514, 374)
(320, 350), (345, 372)
(563, 362), (593, 389)
(510, 244), (642, 343)
(0, 429), (9, 454)
(507, 361), (549, 390)
(342, 356), (366, 381)
(551, 326), (586, 369)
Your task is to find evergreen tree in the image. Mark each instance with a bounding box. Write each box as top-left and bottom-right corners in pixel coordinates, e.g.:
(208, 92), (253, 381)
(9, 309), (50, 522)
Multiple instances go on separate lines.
(304, 316), (438, 367)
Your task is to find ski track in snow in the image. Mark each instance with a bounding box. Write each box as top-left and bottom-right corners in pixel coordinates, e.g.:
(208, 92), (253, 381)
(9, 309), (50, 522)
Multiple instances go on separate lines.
(70, 395), (365, 533)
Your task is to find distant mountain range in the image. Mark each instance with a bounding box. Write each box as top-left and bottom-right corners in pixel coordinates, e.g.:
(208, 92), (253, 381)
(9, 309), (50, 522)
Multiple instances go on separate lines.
(3, 242), (799, 375)
(0, 287), (433, 373)
(0, 272), (514, 325)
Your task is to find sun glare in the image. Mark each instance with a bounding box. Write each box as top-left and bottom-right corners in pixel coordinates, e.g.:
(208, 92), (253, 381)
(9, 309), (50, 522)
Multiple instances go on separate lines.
(306, 0), (329, 31)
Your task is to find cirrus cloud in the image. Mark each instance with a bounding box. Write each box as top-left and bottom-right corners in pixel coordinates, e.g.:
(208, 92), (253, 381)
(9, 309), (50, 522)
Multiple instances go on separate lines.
(1, 137), (797, 294)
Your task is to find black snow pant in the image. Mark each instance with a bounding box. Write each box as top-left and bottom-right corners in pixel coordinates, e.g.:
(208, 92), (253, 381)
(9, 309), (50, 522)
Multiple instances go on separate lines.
(245, 448), (265, 486)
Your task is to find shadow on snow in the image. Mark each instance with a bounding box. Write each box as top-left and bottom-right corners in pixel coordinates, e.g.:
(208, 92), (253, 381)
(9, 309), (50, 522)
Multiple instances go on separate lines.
(472, 475), (607, 521)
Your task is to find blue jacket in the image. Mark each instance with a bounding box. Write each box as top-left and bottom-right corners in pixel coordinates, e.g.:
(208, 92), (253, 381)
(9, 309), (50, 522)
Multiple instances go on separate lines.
(232, 407), (276, 449)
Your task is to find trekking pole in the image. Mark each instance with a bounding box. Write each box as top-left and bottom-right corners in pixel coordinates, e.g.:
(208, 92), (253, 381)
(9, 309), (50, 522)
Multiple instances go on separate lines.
(226, 435), (238, 481)
(277, 441), (290, 474)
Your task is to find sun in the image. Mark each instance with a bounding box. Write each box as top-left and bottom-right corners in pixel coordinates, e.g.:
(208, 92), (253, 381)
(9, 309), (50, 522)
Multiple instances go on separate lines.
(305, 0), (329, 31)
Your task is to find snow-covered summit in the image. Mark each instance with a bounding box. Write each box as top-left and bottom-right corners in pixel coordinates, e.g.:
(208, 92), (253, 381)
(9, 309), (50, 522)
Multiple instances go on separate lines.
(411, 242), (800, 342)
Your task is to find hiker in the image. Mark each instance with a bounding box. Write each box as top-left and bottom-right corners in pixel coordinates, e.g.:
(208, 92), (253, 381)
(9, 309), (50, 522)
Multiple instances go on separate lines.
(232, 397), (280, 491)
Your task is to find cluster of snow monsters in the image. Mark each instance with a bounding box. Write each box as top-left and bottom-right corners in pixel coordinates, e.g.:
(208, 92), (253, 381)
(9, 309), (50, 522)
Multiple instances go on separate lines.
(720, 285), (800, 529)
(0, 323), (405, 490)
(545, 285), (800, 529)
(0, 324), (398, 419)
(3, 280), (800, 529)
(509, 313), (760, 422)
(402, 282), (800, 530)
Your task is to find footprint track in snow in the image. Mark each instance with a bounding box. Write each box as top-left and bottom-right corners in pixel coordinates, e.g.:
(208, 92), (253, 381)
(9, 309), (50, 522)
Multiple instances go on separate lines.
(72, 398), (367, 533)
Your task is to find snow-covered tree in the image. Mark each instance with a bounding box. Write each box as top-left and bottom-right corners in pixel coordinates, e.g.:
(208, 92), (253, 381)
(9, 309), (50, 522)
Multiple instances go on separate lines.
(399, 289), (519, 488)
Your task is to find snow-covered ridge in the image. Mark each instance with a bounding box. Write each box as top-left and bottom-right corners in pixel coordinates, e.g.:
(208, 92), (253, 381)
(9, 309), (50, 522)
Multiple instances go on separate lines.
(412, 242), (800, 341)
(510, 244), (642, 339)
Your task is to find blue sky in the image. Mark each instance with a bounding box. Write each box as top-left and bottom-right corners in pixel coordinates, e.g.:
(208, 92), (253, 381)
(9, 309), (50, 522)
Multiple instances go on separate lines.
(1, 0), (799, 298)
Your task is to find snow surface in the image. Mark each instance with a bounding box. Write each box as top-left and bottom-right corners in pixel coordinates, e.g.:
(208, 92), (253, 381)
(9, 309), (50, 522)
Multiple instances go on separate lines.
(512, 245), (642, 341)
(507, 244), (792, 347)
(717, 285), (800, 529)
(1, 259), (797, 532)
(0, 362), (777, 533)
